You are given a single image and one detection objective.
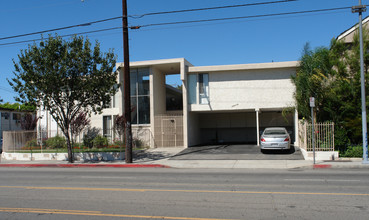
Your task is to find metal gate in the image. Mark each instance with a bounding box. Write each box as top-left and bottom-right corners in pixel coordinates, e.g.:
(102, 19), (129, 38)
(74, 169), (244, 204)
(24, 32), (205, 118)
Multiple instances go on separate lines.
(298, 120), (334, 151)
(154, 114), (183, 147)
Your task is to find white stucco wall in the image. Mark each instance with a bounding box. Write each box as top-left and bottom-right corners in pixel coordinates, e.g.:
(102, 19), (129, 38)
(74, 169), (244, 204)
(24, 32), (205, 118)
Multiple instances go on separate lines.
(188, 67), (296, 112)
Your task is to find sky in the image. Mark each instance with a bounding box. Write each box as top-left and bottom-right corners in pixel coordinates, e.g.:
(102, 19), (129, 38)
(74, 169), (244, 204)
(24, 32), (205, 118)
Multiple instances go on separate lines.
(0, 0), (366, 103)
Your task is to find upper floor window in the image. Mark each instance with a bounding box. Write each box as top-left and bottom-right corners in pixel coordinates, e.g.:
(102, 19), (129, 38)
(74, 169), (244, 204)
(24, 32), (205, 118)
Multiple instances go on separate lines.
(198, 73), (209, 104)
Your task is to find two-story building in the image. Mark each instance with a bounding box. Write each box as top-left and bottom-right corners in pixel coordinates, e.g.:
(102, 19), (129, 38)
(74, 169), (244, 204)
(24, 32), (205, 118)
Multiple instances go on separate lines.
(81, 58), (299, 149)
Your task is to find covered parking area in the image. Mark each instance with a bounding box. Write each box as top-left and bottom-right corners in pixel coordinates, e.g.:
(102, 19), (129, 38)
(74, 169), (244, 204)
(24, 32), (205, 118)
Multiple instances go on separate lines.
(188, 109), (296, 147)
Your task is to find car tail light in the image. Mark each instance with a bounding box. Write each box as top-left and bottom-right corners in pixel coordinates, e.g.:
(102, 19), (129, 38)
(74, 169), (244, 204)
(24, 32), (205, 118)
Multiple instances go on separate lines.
(261, 138), (266, 142)
(284, 137), (289, 141)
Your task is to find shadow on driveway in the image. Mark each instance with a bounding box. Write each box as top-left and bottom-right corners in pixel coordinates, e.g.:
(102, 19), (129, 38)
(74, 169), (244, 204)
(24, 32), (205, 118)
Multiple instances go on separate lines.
(170, 144), (304, 160)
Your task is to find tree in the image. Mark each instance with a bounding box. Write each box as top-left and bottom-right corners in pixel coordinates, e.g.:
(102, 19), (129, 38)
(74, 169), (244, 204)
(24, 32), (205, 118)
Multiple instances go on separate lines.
(292, 28), (369, 151)
(70, 111), (91, 148)
(113, 114), (126, 160)
(8, 35), (118, 163)
(20, 113), (38, 130)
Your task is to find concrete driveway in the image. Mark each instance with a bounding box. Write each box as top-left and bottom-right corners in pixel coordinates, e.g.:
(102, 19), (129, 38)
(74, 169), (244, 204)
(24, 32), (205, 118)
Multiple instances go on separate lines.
(170, 144), (304, 160)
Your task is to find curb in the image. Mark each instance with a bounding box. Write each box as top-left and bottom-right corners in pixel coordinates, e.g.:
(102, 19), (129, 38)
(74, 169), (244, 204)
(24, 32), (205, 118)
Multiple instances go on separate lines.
(313, 164), (332, 169)
(0, 164), (171, 168)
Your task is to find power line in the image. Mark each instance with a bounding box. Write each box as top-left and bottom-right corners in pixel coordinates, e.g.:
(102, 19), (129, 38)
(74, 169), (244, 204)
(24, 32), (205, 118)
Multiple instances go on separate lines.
(0, 6), (352, 47)
(0, 16), (122, 41)
(133, 7), (352, 29)
(129, 0), (298, 18)
(0, 27), (122, 46)
(0, 0), (297, 41)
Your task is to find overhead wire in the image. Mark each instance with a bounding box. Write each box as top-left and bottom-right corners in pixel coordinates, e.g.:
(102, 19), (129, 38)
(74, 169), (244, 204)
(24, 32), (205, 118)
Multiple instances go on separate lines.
(0, 0), (297, 41)
(133, 7), (352, 28)
(129, 0), (298, 18)
(0, 27), (122, 46)
(0, 6), (353, 47)
(0, 16), (122, 41)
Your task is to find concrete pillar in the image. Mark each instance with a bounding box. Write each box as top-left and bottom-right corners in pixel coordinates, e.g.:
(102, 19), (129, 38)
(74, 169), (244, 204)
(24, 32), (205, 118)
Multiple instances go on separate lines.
(256, 108), (260, 146)
(294, 108), (299, 146)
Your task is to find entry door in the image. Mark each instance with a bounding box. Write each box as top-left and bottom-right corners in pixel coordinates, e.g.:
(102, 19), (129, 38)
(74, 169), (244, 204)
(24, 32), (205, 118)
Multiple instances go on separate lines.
(161, 119), (176, 147)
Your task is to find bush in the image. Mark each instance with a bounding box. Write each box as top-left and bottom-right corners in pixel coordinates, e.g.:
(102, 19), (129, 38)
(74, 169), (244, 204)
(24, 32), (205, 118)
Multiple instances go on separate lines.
(341, 145), (363, 158)
(93, 135), (108, 148)
(83, 127), (100, 148)
(24, 139), (39, 148)
(113, 138), (124, 146)
(45, 136), (66, 149)
(133, 138), (144, 148)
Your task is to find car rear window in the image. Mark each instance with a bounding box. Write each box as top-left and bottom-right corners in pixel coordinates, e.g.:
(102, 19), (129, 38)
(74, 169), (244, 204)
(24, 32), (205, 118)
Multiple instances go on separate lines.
(264, 130), (286, 135)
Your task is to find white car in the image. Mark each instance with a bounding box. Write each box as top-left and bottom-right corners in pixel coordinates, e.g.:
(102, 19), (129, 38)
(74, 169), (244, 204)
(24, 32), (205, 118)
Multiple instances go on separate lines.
(260, 127), (291, 152)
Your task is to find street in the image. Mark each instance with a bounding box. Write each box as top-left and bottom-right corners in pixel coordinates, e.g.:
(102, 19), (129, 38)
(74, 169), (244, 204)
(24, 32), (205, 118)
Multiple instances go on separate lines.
(0, 167), (368, 219)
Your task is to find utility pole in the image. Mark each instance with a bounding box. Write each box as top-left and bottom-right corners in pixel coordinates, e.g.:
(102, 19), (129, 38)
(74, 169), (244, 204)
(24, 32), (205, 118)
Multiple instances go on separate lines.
(122, 0), (133, 163)
(352, 1), (368, 164)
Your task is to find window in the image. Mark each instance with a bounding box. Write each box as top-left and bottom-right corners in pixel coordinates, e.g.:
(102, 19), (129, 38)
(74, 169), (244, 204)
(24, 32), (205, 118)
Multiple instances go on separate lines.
(130, 68), (150, 124)
(199, 73), (209, 104)
(103, 116), (112, 138)
(188, 74), (197, 104)
(1, 112), (9, 120)
(13, 113), (21, 121)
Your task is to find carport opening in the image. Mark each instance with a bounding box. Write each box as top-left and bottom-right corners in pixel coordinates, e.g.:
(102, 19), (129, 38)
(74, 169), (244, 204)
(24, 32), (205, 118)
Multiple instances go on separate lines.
(190, 111), (295, 147)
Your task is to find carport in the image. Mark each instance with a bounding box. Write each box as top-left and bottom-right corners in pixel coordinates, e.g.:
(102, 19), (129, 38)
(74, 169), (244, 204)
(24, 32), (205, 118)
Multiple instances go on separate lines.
(188, 109), (295, 147)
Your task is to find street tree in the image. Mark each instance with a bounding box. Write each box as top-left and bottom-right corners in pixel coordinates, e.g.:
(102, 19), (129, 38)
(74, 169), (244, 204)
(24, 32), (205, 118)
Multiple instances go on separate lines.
(8, 35), (118, 163)
(293, 29), (369, 151)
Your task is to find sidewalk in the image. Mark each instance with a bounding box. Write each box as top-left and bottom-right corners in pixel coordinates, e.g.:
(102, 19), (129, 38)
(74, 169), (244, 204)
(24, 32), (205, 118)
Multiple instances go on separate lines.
(1, 148), (368, 169)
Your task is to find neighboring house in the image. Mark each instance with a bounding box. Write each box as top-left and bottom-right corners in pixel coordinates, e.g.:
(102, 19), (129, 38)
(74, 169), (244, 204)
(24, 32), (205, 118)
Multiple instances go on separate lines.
(0, 107), (32, 144)
(39, 58), (299, 148)
(336, 15), (369, 43)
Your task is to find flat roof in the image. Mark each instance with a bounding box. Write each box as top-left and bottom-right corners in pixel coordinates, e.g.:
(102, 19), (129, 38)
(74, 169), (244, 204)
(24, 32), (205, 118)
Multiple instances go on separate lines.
(116, 58), (189, 69)
(188, 61), (299, 73)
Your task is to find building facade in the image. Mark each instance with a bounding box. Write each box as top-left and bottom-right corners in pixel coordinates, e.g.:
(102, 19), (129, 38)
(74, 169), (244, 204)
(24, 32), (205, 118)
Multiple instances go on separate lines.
(38, 58), (299, 148)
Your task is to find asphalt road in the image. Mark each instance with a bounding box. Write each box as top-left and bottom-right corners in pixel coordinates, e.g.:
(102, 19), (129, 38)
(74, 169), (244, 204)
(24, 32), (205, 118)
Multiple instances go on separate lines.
(0, 167), (368, 220)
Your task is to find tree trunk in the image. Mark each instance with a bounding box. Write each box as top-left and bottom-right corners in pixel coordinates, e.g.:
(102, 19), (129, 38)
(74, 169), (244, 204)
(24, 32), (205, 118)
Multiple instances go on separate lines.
(66, 135), (74, 163)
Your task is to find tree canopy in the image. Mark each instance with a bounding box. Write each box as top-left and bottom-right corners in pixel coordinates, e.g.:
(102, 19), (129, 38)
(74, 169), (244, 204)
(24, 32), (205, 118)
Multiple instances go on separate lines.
(0, 102), (36, 112)
(292, 28), (369, 150)
(8, 35), (118, 162)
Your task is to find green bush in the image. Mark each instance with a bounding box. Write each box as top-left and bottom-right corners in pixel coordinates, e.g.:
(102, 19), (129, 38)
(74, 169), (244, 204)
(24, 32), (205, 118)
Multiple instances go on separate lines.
(341, 145), (363, 158)
(93, 135), (108, 148)
(25, 139), (39, 148)
(83, 127), (100, 148)
(133, 138), (144, 148)
(45, 135), (66, 149)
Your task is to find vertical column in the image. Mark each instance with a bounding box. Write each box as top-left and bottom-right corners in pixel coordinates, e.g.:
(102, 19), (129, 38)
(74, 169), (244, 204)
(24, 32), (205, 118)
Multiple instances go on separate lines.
(256, 108), (260, 146)
(294, 108), (299, 146)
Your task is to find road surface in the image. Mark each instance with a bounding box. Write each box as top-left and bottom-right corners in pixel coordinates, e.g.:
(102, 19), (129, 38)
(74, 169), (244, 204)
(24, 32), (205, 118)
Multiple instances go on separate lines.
(0, 167), (368, 219)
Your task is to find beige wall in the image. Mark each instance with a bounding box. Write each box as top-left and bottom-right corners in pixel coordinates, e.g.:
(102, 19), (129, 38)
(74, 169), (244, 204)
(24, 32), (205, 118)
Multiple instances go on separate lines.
(188, 67), (296, 112)
(187, 112), (201, 146)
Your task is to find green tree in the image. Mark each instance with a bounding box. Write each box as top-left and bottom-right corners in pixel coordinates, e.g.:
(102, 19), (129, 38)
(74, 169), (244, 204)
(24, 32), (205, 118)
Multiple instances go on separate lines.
(8, 35), (118, 163)
(293, 28), (369, 151)
(292, 43), (337, 122)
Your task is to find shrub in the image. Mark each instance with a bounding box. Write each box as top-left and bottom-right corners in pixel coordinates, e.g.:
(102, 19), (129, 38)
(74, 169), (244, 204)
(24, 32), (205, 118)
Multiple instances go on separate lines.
(45, 136), (66, 149)
(83, 127), (101, 148)
(113, 138), (124, 146)
(24, 139), (39, 148)
(341, 145), (363, 158)
(133, 138), (145, 148)
(93, 135), (108, 148)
